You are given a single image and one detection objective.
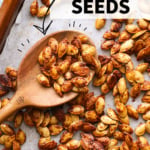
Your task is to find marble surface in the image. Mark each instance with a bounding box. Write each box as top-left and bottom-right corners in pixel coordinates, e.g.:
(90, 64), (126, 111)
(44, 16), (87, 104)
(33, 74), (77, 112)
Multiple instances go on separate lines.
(0, 0), (149, 149)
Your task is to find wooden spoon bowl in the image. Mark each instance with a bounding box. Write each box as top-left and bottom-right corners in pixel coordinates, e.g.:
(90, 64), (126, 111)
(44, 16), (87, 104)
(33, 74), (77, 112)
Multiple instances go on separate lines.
(0, 30), (96, 123)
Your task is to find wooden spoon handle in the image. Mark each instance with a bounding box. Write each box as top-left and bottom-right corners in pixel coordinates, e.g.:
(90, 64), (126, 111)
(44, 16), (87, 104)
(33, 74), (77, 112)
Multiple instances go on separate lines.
(0, 94), (25, 123)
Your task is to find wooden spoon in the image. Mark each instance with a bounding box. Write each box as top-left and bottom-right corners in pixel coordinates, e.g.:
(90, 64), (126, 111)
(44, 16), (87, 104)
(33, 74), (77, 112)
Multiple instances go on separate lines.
(0, 30), (96, 123)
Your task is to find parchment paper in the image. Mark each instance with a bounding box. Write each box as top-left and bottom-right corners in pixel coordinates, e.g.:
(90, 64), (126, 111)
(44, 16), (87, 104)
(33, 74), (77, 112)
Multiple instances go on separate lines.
(0, 0), (149, 149)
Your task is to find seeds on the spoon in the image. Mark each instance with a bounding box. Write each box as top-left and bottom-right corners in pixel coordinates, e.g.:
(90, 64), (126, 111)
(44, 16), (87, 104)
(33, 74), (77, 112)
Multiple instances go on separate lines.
(61, 80), (73, 93)
(82, 45), (100, 69)
(70, 62), (90, 77)
(78, 34), (89, 43)
(48, 38), (58, 54)
(72, 86), (89, 93)
(58, 39), (69, 58)
(67, 44), (78, 56)
(37, 35), (99, 97)
(71, 77), (88, 88)
(37, 74), (50, 87)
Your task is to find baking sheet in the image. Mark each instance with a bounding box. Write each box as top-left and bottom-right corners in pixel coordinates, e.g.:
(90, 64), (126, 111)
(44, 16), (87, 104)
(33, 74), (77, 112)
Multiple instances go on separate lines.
(0, 0), (150, 149)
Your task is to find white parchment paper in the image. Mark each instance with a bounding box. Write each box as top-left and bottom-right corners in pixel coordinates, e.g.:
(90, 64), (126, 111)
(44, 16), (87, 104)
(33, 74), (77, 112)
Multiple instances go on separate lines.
(0, 0), (149, 149)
